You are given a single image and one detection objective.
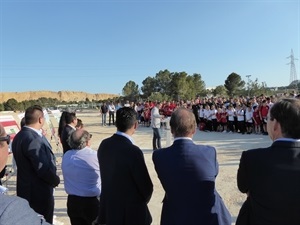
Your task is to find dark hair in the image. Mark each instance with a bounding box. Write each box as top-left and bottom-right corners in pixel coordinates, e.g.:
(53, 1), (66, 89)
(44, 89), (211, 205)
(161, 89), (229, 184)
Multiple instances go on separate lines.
(170, 107), (196, 137)
(25, 105), (43, 125)
(58, 111), (69, 138)
(269, 98), (300, 139)
(20, 117), (26, 128)
(115, 107), (137, 132)
(75, 118), (83, 129)
(65, 112), (76, 124)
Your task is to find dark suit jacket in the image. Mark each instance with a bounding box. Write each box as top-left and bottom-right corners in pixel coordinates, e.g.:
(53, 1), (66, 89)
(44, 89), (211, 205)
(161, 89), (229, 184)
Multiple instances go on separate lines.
(153, 139), (231, 225)
(0, 194), (51, 225)
(237, 140), (300, 225)
(61, 124), (75, 154)
(12, 127), (60, 222)
(97, 134), (153, 225)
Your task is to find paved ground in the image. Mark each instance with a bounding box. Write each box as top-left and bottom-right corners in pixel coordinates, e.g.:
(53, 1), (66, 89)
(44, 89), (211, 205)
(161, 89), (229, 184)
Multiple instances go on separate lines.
(3, 110), (272, 225)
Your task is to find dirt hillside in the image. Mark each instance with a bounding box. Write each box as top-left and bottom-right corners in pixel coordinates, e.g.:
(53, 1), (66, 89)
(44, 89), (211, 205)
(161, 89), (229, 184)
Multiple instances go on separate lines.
(0, 91), (119, 103)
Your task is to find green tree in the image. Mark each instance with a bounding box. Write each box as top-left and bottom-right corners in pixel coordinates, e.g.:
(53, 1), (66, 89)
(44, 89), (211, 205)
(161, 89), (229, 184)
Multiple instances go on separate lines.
(4, 98), (19, 111)
(155, 69), (172, 94)
(240, 78), (274, 97)
(140, 71), (206, 100)
(122, 80), (140, 100)
(186, 73), (206, 98)
(141, 76), (156, 98)
(168, 72), (189, 100)
(224, 72), (245, 97)
(213, 85), (227, 96)
(148, 92), (170, 102)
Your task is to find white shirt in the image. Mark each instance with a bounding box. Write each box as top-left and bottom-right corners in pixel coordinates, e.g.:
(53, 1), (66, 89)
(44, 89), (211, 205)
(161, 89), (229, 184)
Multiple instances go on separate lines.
(203, 109), (211, 120)
(210, 109), (217, 119)
(108, 104), (115, 112)
(62, 147), (101, 197)
(245, 110), (253, 123)
(198, 108), (204, 118)
(227, 109), (235, 121)
(236, 109), (245, 121)
(151, 106), (162, 128)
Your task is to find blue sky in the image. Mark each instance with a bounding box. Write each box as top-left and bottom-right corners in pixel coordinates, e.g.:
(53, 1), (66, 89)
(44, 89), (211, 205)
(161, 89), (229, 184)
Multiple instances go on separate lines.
(0, 0), (299, 95)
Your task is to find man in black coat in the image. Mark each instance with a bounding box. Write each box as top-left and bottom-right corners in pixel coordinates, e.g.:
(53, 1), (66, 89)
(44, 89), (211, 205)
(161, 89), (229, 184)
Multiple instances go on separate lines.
(0, 123), (51, 224)
(96, 107), (153, 225)
(12, 105), (60, 224)
(237, 98), (300, 225)
(61, 112), (77, 154)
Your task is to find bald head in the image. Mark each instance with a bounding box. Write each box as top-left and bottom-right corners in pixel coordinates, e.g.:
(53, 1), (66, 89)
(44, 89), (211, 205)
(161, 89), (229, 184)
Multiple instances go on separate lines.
(170, 107), (196, 138)
(68, 129), (92, 150)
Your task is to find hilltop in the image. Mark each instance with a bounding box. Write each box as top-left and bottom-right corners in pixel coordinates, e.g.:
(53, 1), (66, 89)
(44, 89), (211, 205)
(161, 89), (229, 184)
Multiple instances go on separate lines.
(0, 91), (119, 103)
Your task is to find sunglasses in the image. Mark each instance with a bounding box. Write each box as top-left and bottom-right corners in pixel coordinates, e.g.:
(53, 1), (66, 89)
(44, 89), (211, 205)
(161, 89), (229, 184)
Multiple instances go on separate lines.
(0, 135), (10, 145)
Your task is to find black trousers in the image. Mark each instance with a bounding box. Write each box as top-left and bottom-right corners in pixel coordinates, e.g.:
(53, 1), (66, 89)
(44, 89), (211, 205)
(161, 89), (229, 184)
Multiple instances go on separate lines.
(67, 195), (99, 225)
(29, 195), (54, 224)
(109, 111), (115, 125)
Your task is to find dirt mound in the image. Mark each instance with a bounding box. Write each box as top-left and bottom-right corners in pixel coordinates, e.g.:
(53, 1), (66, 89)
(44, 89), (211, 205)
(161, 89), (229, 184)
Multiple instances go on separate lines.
(0, 91), (119, 103)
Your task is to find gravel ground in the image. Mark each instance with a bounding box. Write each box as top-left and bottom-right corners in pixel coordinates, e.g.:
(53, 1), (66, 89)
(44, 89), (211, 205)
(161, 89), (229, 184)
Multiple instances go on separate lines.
(3, 111), (272, 225)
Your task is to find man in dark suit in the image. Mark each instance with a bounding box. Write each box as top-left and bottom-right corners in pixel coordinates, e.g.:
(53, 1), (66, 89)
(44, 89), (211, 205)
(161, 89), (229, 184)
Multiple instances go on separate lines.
(61, 112), (77, 154)
(236, 98), (300, 225)
(153, 107), (231, 225)
(12, 105), (60, 224)
(0, 124), (51, 224)
(96, 107), (153, 225)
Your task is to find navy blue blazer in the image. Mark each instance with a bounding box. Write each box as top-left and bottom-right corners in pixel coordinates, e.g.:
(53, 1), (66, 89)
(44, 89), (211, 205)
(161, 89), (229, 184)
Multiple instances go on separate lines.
(237, 140), (300, 225)
(153, 139), (231, 225)
(12, 127), (60, 222)
(97, 134), (153, 225)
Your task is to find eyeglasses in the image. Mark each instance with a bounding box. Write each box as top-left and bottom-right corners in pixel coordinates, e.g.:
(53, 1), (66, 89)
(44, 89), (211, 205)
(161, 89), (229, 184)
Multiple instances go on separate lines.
(89, 134), (92, 139)
(0, 135), (10, 145)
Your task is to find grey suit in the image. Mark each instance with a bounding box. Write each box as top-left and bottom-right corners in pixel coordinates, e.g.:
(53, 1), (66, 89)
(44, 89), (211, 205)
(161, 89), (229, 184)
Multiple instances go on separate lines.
(0, 194), (50, 225)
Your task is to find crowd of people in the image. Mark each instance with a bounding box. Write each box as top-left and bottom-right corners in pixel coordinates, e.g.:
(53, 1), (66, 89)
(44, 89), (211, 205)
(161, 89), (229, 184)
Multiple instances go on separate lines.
(105, 94), (286, 136)
(1, 93), (300, 225)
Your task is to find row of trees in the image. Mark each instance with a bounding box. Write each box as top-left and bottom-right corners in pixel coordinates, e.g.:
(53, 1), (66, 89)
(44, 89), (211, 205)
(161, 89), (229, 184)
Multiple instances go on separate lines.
(0, 98), (100, 112)
(0, 70), (287, 112)
(123, 70), (206, 101)
(122, 70), (274, 101)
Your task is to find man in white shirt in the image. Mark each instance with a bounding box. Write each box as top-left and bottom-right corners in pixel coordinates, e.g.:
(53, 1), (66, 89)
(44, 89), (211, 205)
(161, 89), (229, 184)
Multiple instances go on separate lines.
(151, 102), (164, 150)
(108, 102), (116, 126)
(62, 129), (100, 225)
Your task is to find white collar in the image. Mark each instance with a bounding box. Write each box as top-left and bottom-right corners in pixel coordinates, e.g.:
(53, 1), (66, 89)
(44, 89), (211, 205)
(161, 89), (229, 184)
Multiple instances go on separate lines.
(274, 138), (300, 142)
(24, 126), (43, 137)
(116, 131), (134, 144)
(174, 137), (193, 141)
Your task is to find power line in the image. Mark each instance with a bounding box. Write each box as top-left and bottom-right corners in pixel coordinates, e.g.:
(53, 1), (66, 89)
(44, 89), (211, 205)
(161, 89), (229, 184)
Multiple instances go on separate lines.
(287, 49), (298, 89)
